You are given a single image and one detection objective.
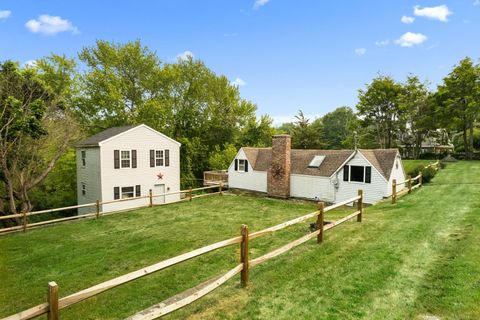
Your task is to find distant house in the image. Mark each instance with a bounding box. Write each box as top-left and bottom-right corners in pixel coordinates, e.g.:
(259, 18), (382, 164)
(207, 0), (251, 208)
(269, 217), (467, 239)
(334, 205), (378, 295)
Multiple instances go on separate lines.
(76, 124), (181, 214)
(228, 135), (405, 204)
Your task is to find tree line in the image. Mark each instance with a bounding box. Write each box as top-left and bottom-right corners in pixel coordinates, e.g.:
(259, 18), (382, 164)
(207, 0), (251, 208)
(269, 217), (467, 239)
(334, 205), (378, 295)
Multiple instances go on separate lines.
(0, 39), (479, 220)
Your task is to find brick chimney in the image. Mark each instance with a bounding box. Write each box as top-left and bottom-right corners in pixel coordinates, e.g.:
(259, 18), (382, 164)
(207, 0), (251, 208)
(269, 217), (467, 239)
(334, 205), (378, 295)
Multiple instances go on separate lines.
(267, 135), (291, 198)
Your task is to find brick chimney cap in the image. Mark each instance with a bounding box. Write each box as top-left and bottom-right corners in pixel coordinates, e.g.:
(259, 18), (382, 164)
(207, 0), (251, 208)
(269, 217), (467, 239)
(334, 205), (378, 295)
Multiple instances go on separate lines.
(272, 134), (291, 138)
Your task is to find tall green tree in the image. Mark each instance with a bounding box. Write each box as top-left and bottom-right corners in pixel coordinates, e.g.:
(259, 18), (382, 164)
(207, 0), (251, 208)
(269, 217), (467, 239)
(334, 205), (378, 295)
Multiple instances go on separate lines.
(291, 110), (323, 149)
(399, 75), (434, 158)
(436, 57), (480, 159)
(357, 75), (403, 148)
(78, 40), (165, 130)
(0, 56), (78, 219)
(238, 114), (274, 147)
(321, 106), (357, 149)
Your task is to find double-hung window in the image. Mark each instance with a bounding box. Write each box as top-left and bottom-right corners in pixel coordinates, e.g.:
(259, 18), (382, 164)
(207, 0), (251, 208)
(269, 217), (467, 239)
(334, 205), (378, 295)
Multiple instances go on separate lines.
(81, 183), (86, 196)
(150, 149), (170, 167)
(238, 159), (247, 172)
(155, 150), (164, 166)
(121, 150), (130, 168)
(81, 151), (86, 167)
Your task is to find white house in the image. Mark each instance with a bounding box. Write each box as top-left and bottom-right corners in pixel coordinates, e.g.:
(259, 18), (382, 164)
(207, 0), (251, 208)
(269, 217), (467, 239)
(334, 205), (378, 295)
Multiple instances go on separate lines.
(228, 135), (405, 204)
(76, 124), (181, 214)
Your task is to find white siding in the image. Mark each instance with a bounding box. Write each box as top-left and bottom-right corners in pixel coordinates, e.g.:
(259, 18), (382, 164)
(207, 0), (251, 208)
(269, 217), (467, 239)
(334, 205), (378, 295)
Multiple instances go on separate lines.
(99, 126), (180, 213)
(290, 175), (334, 202)
(228, 149), (267, 193)
(333, 151), (387, 204)
(76, 148), (102, 215)
(387, 155), (406, 195)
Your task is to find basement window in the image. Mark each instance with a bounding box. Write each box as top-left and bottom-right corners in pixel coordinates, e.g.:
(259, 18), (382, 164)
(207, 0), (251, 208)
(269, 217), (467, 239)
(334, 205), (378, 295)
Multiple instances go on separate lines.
(121, 186), (134, 199)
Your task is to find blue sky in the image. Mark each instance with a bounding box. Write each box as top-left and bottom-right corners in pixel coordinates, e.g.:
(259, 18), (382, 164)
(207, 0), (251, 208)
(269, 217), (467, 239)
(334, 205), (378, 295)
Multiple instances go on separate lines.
(1, 1), (479, 124)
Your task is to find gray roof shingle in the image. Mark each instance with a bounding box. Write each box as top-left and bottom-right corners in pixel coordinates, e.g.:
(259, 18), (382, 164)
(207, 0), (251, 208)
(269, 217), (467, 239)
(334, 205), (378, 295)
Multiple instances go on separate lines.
(76, 125), (136, 147)
(242, 147), (399, 180)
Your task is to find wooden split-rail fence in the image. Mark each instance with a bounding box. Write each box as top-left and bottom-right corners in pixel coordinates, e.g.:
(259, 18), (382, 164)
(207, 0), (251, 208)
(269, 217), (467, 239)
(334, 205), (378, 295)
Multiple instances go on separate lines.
(391, 160), (440, 204)
(2, 190), (364, 320)
(0, 184), (225, 235)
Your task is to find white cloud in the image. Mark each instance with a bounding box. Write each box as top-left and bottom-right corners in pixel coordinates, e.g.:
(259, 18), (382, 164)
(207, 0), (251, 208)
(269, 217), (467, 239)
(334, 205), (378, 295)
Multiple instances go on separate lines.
(354, 48), (366, 56)
(176, 50), (194, 61)
(401, 15), (415, 24)
(375, 40), (390, 47)
(474, 0), (480, 6)
(25, 15), (78, 35)
(253, 0), (269, 9)
(395, 32), (427, 47)
(414, 5), (452, 22)
(231, 78), (246, 87)
(0, 10), (11, 19)
(24, 60), (37, 68)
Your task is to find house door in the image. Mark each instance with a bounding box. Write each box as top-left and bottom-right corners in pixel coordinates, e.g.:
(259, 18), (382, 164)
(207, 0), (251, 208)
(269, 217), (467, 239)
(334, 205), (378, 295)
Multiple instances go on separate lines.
(153, 184), (165, 205)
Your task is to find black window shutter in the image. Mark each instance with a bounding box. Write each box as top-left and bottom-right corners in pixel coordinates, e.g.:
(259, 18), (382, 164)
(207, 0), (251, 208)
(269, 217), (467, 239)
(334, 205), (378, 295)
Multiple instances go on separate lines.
(150, 150), (155, 167)
(245, 160), (249, 172)
(343, 165), (349, 181)
(114, 187), (120, 200)
(365, 166), (372, 183)
(114, 150), (120, 169)
(132, 150), (137, 168)
(235, 159), (238, 171)
(135, 185), (141, 197)
(165, 150), (170, 167)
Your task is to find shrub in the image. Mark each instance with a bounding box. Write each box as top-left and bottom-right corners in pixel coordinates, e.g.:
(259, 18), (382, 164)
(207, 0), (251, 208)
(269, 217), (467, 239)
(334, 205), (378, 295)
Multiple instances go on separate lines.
(410, 164), (437, 184)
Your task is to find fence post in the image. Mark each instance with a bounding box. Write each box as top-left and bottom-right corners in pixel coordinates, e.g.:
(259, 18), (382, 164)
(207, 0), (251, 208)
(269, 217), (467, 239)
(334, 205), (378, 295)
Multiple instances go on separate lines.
(240, 224), (249, 287)
(47, 281), (59, 320)
(189, 187), (193, 201)
(407, 175), (412, 194)
(392, 179), (397, 204)
(357, 189), (363, 222)
(419, 172), (423, 187)
(22, 211), (27, 232)
(219, 182), (223, 196)
(149, 189), (153, 207)
(95, 199), (100, 219)
(316, 202), (324, 243)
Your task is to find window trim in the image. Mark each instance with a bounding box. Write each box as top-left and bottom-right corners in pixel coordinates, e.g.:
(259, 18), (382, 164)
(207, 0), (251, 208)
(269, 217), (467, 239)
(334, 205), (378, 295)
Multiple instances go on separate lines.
(238, 159), (247, 172)
(121, 186), (135, 199)
(120, 150), (131, 168)
(155, 150), (164, 167)
(344, 165), (372, 184)
(81, 151), (86, 167)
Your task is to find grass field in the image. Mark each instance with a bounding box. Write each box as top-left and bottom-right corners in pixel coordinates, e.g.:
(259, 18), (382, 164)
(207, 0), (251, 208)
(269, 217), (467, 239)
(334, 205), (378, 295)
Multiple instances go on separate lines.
(403, 159), (436, 175)
(1, 162), (480, 319)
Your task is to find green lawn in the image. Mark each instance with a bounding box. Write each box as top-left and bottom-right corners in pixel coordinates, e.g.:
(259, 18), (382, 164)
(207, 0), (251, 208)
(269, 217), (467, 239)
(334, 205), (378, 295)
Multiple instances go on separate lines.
(1, 162), (480, 319)
(403, 159), (436, 175)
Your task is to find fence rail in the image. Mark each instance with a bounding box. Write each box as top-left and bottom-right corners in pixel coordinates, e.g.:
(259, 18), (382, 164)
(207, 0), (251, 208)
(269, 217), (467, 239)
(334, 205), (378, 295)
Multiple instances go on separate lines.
(391, 160), (441, 204)
(0, 184), (223, 235)
(2, 191), (364, 320)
